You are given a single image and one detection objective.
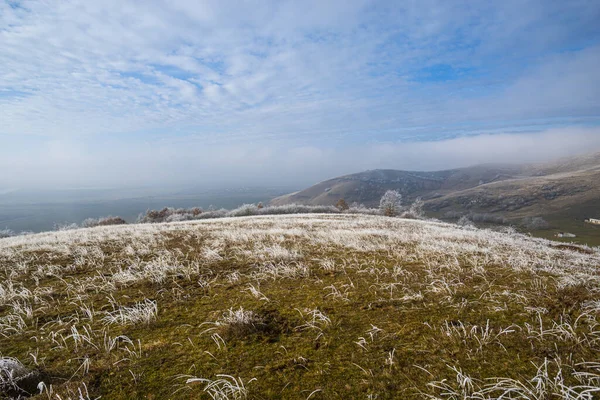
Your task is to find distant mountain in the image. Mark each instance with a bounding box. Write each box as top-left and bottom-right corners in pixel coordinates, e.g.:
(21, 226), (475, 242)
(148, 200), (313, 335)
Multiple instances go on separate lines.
(271, 152), (600, 228)
(271, 164), (528, 207)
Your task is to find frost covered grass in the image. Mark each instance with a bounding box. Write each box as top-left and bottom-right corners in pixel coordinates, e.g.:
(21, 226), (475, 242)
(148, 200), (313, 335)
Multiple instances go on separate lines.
(0, 214), (599, 398)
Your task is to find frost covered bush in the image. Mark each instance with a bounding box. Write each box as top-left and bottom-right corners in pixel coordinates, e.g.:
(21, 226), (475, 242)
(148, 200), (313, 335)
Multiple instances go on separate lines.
(138, 207), (203, 223)
(401, 197), (424, 219)
(135, 199), (433, 225)
(82, 216), (127, 228)
(0, 229), (14, 239)
(194, 209), (228, 219)
(54, 223), (80, 231)
(344, 203), (380, 215)
(380, 190), (402, 217)
(257, 204), (339, 215)
(227, 204), (259, 217)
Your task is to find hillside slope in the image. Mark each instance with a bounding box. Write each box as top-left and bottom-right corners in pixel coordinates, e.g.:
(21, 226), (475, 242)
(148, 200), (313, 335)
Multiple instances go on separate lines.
(1, 214), (600, 399)
(270, 164), (526, 207)
(270, 152), (600, 237)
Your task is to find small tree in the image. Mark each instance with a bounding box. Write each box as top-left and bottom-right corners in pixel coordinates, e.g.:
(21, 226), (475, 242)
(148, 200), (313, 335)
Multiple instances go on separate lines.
(402, 197), (425, 219)
(380, 190), (402, 217)
(335, 199), (349, 211)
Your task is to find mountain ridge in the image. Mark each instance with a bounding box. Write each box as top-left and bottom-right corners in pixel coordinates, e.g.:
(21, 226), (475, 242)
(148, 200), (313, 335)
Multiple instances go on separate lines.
(270, 152), (600, 239)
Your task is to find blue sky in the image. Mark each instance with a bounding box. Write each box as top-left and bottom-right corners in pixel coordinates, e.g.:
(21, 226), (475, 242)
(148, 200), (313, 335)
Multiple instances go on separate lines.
(1, 0), (600, 188)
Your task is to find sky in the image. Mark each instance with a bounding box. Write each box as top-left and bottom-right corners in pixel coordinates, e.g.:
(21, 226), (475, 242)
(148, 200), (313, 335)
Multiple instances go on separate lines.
(1, 0), (600, 189)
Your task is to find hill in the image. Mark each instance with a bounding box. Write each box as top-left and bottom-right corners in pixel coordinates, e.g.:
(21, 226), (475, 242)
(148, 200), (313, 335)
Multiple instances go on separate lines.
(270, 164), (526, 207)
(1, 214), (600, 399)
(271, 152), (600, 242)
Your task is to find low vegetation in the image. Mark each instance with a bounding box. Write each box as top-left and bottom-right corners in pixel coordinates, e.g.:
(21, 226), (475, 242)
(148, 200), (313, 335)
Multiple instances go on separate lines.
(82, 216), (127, 228)
(521, 216), (551, 230)
(0, 213), (599, 398)
(443, 211), (508, 225)
(0, 230), (14, 239)
(136, 191), (423, 226)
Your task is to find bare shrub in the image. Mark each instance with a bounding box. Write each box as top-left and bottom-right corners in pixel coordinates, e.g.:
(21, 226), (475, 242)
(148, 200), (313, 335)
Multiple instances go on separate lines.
(335, 199), (349, 211)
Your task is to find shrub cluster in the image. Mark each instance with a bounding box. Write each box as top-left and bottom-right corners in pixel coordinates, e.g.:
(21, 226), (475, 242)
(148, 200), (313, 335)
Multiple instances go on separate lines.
(443, 211), (507, 225)
(82, 216), (127, 228)
(346, 202), (381, 215)
(137, 203), (343, 223)
(137, 207), (203, 223)
(44, 194), (428, 231)
(136, 196), (431, 225)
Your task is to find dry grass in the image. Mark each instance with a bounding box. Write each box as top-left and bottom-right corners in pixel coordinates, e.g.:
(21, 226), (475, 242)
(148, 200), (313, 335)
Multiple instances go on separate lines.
(0, 214), (599, 398)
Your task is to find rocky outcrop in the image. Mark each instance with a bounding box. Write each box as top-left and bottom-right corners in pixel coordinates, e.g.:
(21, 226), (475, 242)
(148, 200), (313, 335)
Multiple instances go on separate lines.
(0, 357), (44, 398)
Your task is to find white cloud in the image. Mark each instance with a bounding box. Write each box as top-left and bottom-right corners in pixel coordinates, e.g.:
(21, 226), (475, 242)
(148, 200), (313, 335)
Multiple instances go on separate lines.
(0, 1), (599, 189)
(1, 127), (599, 189)
(1, 1), (598, 139)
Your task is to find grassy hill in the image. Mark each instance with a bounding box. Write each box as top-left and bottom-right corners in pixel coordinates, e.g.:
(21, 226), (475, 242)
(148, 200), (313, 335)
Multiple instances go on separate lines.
(1, 214), (600, 399)
(271, 152), (600, 244)
(270, 165), (526, 207)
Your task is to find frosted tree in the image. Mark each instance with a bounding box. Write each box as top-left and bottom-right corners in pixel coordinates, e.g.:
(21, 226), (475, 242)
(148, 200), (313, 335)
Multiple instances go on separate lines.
(335, 199), (349, 211)
(380, 190), (402, 217)
(403, 197), (424, 219)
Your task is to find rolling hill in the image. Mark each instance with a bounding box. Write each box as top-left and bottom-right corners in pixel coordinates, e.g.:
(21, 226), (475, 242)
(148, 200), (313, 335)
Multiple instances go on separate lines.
(1, 214), (600, 399)
(271, 152), (600, 241)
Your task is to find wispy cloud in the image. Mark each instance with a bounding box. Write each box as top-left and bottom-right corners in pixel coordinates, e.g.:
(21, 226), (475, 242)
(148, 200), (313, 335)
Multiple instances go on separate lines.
(1, 0), (599, 188)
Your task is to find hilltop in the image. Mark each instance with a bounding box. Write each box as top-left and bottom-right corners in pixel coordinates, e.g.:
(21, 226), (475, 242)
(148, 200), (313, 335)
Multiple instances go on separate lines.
(1, 214), (600, 399)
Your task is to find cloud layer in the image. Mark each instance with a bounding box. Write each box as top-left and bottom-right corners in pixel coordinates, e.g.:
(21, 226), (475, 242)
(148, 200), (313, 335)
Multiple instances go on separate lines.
(1, 0), (600, 188)
(2, 127), (600, 190)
